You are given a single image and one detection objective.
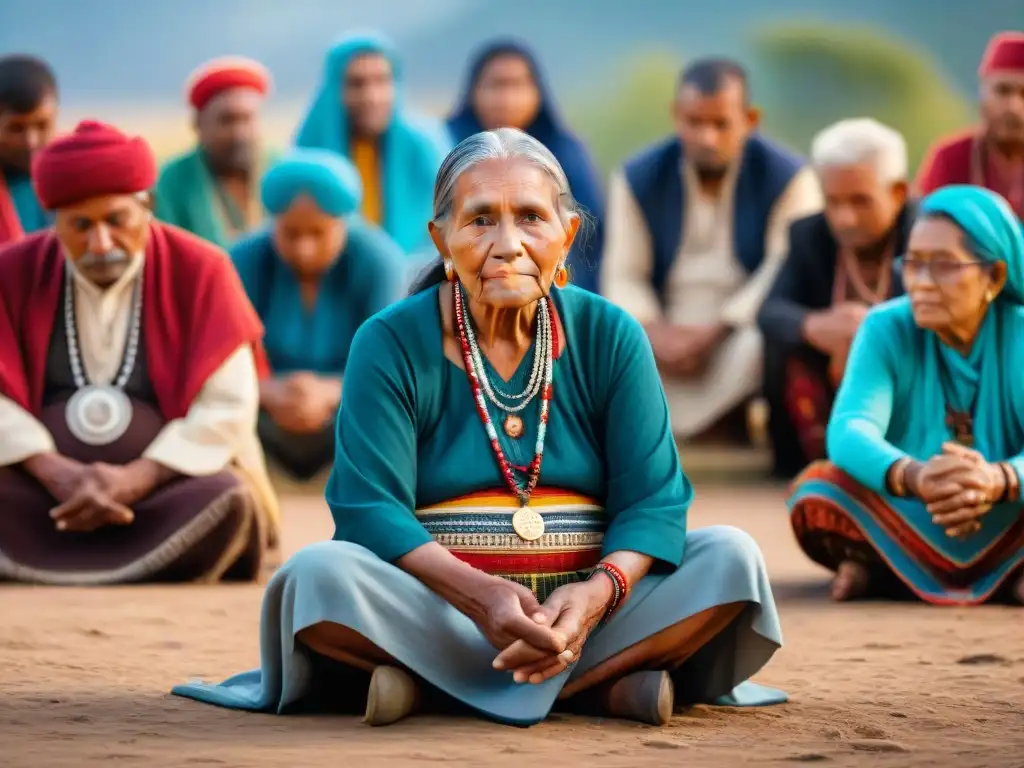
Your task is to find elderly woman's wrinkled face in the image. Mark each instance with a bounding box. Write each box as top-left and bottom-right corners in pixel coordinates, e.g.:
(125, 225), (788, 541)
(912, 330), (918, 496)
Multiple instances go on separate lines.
(431, 158), (578, 309)
(55, 193), (151, 287)
(273, 194), (347, 279)
(903, 216), (1006, 335)
(472, 55), (541, 131)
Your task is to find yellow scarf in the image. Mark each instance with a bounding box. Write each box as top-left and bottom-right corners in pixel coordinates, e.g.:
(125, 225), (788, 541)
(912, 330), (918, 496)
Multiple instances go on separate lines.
(350, 139), (382, 225)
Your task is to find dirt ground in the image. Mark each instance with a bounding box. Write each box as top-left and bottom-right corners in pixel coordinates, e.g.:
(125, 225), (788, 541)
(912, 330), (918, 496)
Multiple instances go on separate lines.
(1, 484), (1021, 768)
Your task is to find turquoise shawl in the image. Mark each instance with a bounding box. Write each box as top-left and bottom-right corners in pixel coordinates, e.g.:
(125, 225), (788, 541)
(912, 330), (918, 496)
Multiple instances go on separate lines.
(5, 169), (49, 233)
(827, 185), (1024, 563)
(293, 33), (450, 257)
(154, 148), (277, 250)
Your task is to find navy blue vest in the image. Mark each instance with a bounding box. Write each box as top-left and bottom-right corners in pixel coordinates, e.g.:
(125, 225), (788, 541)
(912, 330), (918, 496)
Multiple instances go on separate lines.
(623, 134), (804, 305)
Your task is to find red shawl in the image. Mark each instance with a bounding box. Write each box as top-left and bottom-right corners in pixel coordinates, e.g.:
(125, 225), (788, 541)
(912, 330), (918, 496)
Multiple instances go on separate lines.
(915, 131), (1023, 217)
(0, 172), (25, 246)
(0, 222), (268, 419)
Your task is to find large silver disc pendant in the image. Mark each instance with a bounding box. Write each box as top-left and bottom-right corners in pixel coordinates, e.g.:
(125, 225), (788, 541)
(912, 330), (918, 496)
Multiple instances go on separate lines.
(511, 506), (545, 542)
(65, 385), (133, 446)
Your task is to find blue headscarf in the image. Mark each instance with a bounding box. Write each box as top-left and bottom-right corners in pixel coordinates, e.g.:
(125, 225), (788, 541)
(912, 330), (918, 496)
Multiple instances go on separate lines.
(261, 149), (363, 218)
(294, 32), (450, 256)
(894, 184), (1024, 474)
(918, 185), (1024, 303)
(446, 39), (605, 292)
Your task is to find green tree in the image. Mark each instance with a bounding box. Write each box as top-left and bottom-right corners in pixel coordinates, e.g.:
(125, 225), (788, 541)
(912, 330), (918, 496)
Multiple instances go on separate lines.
(751, 24), (973, 172)
(565, 52), (680, 176)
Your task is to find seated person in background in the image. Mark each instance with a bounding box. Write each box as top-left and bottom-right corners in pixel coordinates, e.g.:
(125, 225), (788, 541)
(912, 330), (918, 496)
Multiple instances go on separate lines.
(788, 185), (1024, 605)
(155, 57), (275, 249)
(758, 119), (912, 478)
(915, 32), (1024, 218)
(173, 129), (784, 727)
(295, 32), (450, 264)
(0, 121), (279, 585)
(232, 149), (404, 480)
(0, 54), (58, 245)
(446, 39), (605, 292)
(601, 58), (821, 442)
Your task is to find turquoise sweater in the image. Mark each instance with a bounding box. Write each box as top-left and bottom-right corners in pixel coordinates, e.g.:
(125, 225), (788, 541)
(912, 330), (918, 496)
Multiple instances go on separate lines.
(230, 223), (404, 375)
(325, 285), (693, 564)
(827, 296), (1024, 562)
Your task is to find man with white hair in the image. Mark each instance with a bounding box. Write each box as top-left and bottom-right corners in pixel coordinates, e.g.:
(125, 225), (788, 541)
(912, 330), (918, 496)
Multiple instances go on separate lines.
(757, 117), (914, 478)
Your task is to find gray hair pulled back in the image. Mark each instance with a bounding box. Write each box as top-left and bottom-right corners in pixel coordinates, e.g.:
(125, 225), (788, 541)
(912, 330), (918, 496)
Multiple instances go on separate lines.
(409, 127), (588, 294)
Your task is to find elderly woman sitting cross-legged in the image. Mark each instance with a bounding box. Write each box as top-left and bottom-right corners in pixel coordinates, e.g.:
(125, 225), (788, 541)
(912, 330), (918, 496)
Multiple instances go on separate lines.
(789, 185), (1024, 605)
(172, 128), (785, 727)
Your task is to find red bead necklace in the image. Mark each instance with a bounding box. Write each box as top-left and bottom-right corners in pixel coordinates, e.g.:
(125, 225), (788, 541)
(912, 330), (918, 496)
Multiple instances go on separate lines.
(453, 281), (557, 506)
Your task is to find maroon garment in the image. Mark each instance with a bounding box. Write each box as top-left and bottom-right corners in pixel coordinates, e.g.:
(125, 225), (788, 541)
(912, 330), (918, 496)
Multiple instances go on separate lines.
(979, 31), (1024, 75)
(915, 132), (1023, 218)
(0, 399), (263, 584)
(0, 172), (24, 245)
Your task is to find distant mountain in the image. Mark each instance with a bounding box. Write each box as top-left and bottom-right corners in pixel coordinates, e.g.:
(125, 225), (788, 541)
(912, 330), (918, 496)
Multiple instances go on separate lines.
(1, 0), (1019, 110)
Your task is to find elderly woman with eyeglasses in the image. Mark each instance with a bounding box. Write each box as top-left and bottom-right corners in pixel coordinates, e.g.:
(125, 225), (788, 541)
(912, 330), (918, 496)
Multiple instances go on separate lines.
(172, 128), (784, 727)
(789, 185), (1024, 605)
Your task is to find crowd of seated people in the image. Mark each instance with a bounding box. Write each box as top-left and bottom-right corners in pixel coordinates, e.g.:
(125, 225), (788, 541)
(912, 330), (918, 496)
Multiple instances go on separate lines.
(0, 29), (1019, 615)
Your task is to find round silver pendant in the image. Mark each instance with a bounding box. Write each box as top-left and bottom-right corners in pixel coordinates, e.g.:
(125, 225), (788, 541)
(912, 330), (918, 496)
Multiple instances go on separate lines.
(65, 385), (133, 446)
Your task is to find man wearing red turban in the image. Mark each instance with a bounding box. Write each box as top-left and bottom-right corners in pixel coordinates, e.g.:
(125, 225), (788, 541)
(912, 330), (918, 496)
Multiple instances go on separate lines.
(0, 120), (280, 585)
(154, 56), (276, 249)
(915, 32), (1024, 218)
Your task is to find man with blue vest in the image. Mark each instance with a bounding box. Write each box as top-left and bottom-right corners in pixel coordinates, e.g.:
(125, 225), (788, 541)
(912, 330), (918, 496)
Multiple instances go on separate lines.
(600, 58), (822, 441)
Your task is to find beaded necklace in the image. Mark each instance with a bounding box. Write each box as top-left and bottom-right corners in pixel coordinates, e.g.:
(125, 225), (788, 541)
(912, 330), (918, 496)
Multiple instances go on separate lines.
(453, 281), (556, 515)
(463, 287), (550, 439)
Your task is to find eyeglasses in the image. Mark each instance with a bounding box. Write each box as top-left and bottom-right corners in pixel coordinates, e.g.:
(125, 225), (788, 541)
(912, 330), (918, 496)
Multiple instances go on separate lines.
(896, 256), (990, 285)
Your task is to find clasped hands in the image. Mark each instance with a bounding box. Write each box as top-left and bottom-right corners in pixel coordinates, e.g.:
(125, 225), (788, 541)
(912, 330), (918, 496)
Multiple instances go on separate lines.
(31, 454), (164, 533)
(470, 575), (615, 686)
(648, 322), (728, 379)
(911, 442), (1006, 538)
(263, 372), (341, 434)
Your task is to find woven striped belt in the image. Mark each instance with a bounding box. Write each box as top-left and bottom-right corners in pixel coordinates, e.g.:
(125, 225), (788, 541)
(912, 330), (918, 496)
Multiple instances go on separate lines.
(416, 488), (607, 601)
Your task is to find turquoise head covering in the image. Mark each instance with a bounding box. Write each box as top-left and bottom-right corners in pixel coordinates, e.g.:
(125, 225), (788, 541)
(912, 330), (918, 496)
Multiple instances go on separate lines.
(918, 185), (1024, 303)
(293, 32), (451, 255)
(821, 185), (1024, 571)
(261, 149), (363, 218)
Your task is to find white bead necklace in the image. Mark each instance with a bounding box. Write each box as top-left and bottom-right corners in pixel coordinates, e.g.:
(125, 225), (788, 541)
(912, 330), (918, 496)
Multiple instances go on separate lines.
(456, 284), (554, 439)
(62, 267), (143, 446)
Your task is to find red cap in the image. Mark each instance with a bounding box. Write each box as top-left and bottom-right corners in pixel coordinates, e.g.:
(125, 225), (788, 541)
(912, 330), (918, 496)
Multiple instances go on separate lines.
(979, 32), (1024, 76)
(186, 56), (271, 112)
(32, 120), (157, 210)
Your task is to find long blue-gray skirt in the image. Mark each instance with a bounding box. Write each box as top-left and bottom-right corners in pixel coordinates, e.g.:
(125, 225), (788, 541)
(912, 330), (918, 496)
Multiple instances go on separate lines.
(171, 525), (786, 725)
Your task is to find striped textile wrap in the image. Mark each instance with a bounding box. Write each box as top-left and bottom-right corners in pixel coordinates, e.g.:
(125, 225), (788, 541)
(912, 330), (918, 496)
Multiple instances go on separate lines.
(416, 488), (607, 601)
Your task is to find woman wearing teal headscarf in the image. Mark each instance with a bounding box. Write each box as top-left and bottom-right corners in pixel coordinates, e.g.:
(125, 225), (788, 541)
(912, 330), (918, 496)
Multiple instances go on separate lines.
(232, 148), (404, 479)
(788, 185), (1024, 605)
(294, 32), (450, 261)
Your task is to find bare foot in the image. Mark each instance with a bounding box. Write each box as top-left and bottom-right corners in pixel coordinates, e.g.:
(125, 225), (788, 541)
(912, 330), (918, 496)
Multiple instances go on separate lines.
(830, 560), (871, 601)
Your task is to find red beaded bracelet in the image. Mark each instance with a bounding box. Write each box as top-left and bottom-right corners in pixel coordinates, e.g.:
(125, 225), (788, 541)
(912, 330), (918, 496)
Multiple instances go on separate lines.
(589, 562), (631, 621)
